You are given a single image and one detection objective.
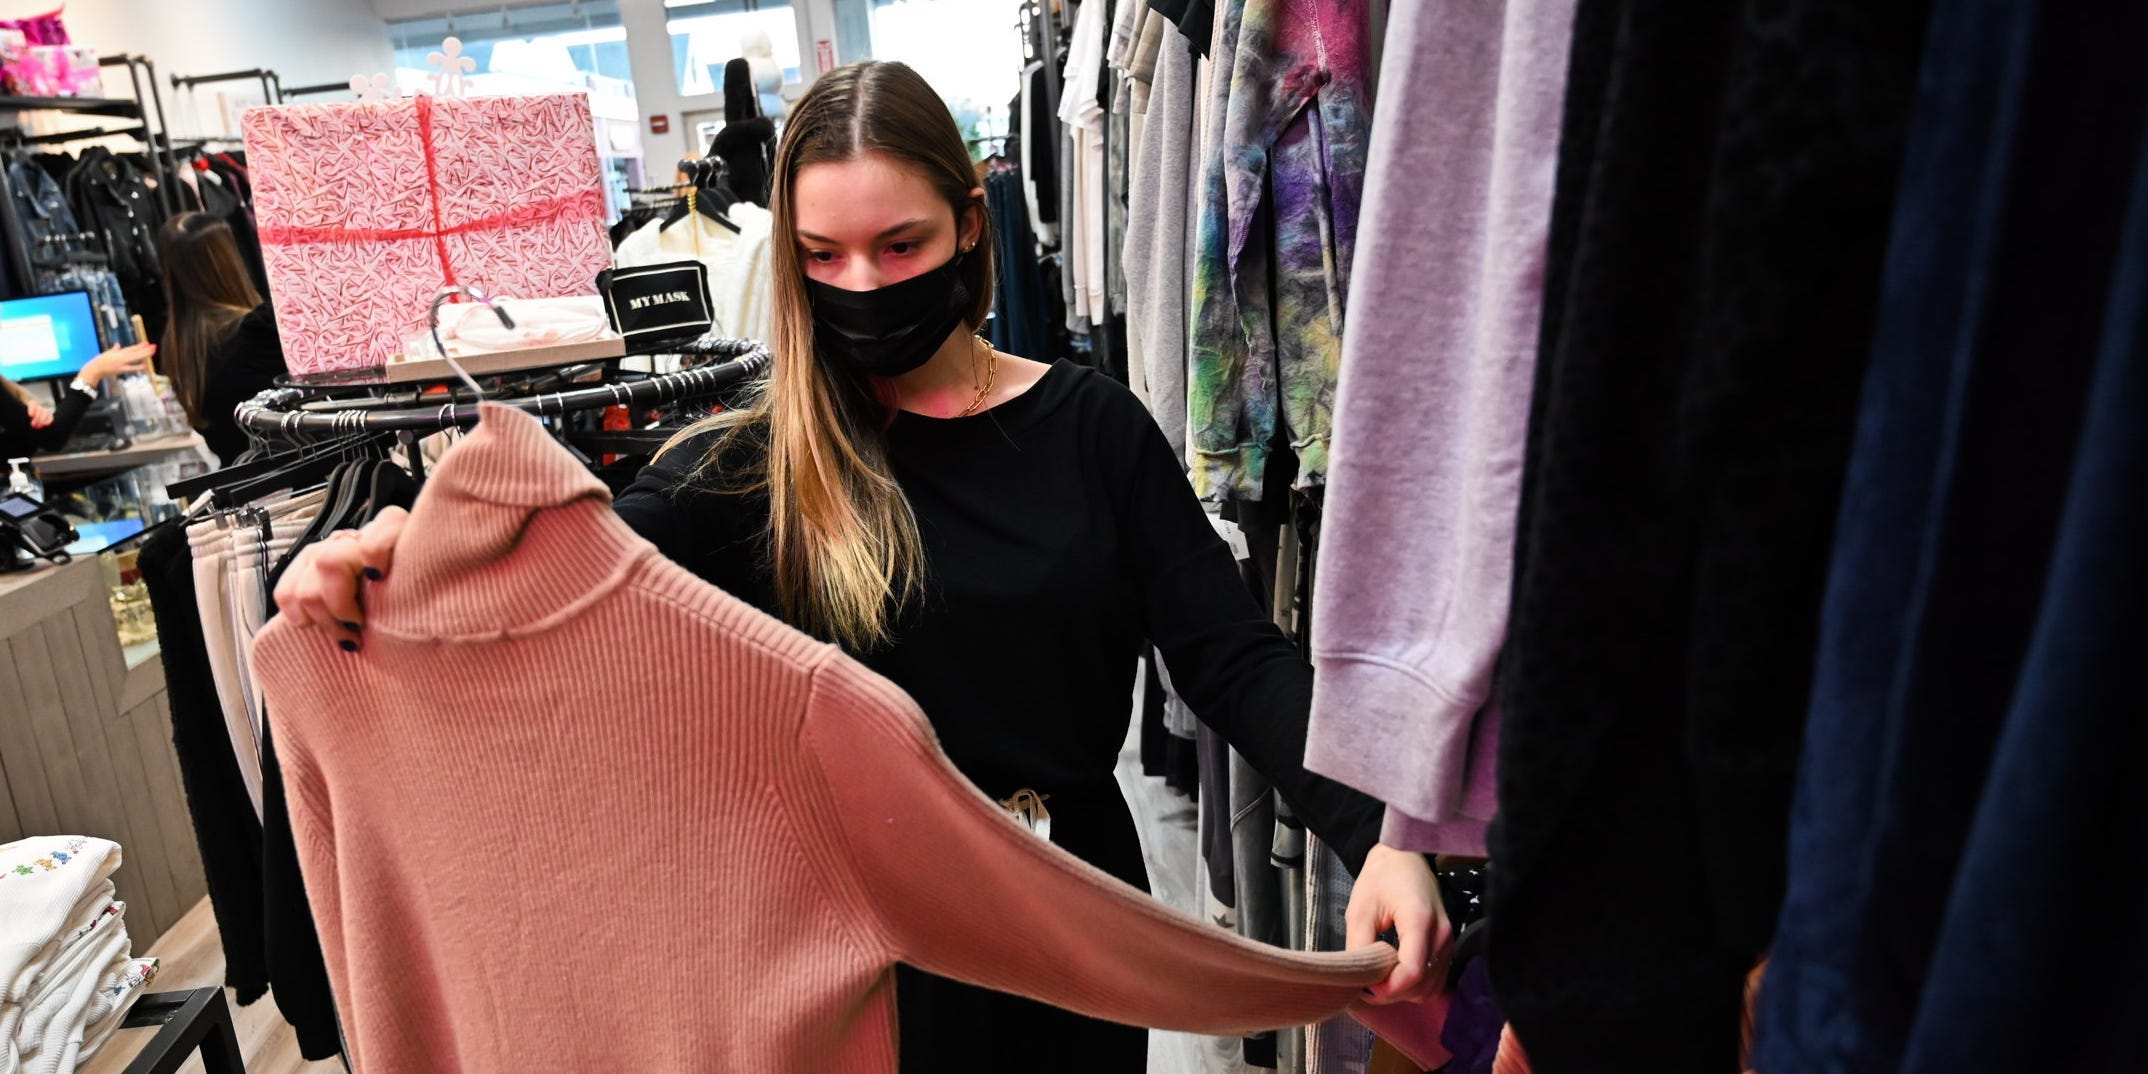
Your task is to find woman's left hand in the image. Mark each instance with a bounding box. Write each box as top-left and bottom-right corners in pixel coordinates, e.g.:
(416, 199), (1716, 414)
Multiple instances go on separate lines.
(26, 401), (54, 429)
(1346, 842), (1451, 1005)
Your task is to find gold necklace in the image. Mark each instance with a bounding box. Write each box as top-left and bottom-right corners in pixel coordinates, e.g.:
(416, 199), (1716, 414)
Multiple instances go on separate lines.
(959, 336), (999, 417)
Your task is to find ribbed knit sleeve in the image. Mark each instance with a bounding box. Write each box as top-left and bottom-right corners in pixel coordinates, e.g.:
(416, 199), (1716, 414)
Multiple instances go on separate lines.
(794, 659), (1397, 1037)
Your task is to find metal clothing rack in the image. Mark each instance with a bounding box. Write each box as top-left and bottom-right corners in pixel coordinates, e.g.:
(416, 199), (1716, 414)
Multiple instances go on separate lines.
(170, 68), (285, 107)
(277, 81), (351, 101)
(233, 340), (771, 438)
(0, 53), (182, 283)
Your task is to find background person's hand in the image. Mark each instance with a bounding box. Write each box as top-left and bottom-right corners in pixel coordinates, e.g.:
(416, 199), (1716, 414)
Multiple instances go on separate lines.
(77, 342), (157, 389)
(272, 507), (409, 652)
(25, 400), (55, 429)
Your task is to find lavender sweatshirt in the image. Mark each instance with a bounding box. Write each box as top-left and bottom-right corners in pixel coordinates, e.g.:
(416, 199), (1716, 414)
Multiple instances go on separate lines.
(1304, 0), (1577, 854)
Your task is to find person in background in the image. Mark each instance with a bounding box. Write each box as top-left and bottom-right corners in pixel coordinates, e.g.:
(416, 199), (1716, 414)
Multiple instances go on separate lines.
(710, 56), (777, 207)
(156, 212), (286, 466)
(0, 344), (156, 461)
(278, 62), (1446, 1072)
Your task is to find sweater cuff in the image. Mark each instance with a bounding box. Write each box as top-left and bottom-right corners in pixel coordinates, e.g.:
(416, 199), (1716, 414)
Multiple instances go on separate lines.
(1306, 653), (1483, 822)
(1380, 807), (1489, 857)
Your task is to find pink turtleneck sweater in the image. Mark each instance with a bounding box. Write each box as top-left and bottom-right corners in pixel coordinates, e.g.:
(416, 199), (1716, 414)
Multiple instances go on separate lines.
(252, 405), (1413, 1073)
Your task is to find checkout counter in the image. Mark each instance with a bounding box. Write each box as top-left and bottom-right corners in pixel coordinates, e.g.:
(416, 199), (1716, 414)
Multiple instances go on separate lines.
(0, 456), (215, 946)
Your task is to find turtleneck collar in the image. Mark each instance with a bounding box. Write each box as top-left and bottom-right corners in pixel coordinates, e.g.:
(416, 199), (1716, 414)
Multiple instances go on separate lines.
(365, 403), (648, 643)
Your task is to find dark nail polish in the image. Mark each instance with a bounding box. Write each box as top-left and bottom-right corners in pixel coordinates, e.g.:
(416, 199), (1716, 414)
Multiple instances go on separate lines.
(363, 568), (384, 581)
(341, 621), (361, 632)
(338, 640), (359, 653)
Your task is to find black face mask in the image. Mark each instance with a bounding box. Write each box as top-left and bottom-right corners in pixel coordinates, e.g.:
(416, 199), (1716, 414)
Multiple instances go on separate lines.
(805, 256), (971, 378)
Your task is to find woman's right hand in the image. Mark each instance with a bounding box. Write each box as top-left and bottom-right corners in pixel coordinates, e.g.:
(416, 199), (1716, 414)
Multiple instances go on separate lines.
(77, 343), (157, 390)
(273, 507), (409, 652)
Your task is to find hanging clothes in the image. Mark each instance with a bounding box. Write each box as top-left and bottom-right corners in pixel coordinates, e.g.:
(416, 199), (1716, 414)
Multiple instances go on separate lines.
(613, 203), (774, 344)
(1302, 0), (1576, 856)
(1755, 4), (2148, 1072)
(1149, 0), (1216, 57)
(1058, 0), (1109, 326)
(1489, 2), (1932, 1071)
(64, 147), (166, 339)
(1124, 17), (1200, 463)
(137, 525), (271, 1006)
(1021, 61), (1060, 248)
(4, 150), (137, 346)
(985, 166), (1050, 362)
(1185, 0), (1373, 502)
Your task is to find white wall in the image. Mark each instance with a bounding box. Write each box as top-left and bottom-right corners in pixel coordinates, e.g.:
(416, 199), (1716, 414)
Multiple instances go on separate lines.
(31, 0), (393, 123)
(355, 0), (837, 164)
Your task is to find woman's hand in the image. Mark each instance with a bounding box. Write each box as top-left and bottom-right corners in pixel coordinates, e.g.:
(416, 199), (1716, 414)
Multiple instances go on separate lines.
(272, 507), (409, 652)
(1346, 843), (1451, 1005)
(77, 342), (157, 390)
(25, 400), (55, 429)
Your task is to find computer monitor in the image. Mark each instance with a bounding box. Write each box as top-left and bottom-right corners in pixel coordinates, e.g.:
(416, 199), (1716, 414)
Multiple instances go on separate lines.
(0, 291), (102, 383)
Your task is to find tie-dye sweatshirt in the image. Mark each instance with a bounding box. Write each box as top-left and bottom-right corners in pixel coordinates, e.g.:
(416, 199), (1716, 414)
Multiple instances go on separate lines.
(1186, 0), (1373, 501)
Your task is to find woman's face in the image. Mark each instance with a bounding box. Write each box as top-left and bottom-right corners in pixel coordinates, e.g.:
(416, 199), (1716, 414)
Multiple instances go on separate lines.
(791, 152), (980, 292)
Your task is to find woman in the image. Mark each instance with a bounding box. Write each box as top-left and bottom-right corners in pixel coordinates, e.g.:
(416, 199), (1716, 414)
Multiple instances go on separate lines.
(278, 62), (1444, 1071)
(0, 343), (156, 461)
(155, 212), (287, 466)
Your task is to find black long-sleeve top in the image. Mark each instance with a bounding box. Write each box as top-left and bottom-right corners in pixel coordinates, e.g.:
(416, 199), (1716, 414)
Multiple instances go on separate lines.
(199, 305), (290, 466)
(0, 379), (91, 460)
(615, 359), (1384, 875)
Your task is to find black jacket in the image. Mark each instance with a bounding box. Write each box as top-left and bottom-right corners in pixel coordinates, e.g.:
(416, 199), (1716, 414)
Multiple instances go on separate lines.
(0, 381), (91, 460)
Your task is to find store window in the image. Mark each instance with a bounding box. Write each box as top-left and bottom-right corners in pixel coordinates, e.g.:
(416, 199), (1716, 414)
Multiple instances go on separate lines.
(839, 0), (1024, 156)
(387, 1), (631, 89)
(668, 0), (804, 98)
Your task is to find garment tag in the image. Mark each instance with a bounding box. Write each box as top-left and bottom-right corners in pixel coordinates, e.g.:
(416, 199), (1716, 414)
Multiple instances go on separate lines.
(998, 789), (1052, 842)
(1210, 514), (1250, 562)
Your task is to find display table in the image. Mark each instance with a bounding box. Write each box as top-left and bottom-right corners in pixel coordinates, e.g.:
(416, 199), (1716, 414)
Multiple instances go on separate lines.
(0, 556), (206, 944)
(37, 433), (211, 480)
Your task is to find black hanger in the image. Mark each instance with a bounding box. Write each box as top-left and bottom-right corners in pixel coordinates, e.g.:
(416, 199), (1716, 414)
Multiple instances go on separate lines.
(217, 436), (387, 511)
(167, 432), (373, 503)
(660, 157), (742, 234)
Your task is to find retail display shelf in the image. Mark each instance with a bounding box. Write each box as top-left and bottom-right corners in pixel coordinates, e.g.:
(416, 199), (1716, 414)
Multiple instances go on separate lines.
(0, 95), (145, 117)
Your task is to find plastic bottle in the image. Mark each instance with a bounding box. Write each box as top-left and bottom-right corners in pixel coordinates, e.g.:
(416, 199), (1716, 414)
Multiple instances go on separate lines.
(119, 373), (175, 439)
(151, 375), (190, 436)
(7, 457), (44, 502)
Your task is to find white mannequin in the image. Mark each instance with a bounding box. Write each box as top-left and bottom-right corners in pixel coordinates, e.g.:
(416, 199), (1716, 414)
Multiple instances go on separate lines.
(740, 29), (787, 119)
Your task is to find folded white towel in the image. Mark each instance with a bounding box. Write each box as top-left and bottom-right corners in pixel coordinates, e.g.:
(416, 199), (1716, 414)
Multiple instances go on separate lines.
(0, 839), (120, 1013)
(403, 295), (614, 359)
(4, 883), (113, 1012)
(9, 905), (126, 1071)
(69, 957), (157, 1071)
(8, 923), (127, 1074)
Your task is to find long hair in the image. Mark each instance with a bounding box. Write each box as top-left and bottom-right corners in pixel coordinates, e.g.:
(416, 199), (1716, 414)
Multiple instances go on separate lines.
(665, 61), (996, 651)
(155, 212), (262, 428)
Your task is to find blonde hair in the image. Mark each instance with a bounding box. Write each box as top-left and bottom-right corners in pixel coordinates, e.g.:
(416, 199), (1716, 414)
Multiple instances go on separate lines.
(663, 61), (995, 651)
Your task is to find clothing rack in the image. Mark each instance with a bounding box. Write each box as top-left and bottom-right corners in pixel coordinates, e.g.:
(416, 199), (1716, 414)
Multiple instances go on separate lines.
(232, 341), (770, 437)
(1, 123), (151, 146)
(101, 54), (182, 214)
(0, 54), (181, 216)
(170, 68), (285, 106)
(279, 81), (353, 100)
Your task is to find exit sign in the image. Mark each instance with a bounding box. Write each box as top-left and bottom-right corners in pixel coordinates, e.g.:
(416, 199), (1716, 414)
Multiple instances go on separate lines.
(650, 114), (670, 134)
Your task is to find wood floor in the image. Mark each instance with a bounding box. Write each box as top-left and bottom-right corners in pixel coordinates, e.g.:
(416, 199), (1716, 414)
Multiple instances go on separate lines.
(75, 897), (345, 1074)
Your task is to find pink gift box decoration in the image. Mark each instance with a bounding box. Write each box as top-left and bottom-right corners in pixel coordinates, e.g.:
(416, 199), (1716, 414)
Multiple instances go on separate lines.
(241, 92), (611, 374)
